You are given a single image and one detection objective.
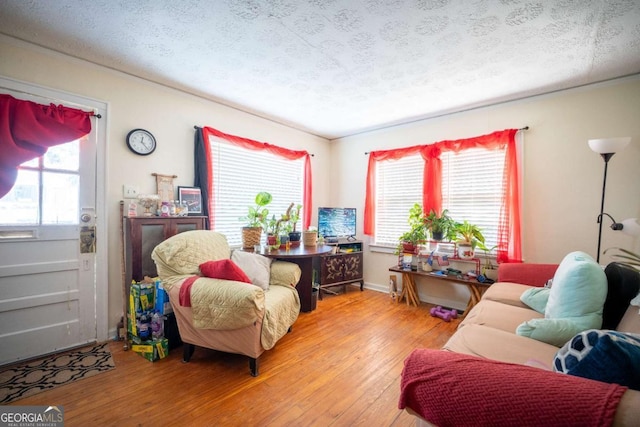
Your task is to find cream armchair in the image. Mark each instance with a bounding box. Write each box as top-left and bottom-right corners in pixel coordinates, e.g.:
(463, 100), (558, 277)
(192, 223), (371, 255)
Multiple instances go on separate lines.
(151, 230), (301, 376)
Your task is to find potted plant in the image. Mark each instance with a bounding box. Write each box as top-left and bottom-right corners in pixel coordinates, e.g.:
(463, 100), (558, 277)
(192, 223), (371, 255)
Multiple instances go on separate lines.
(288, 204), (302, 246)
(303, 226), (318, 247)
(454, 220), (485, 259)
(399, 203), (427, 253)
(239, 191), (272, 249)
(424, 209), (456, 241)
(276, 203), (294, 248)
(476, 242), (498, 280)
(264, 214), (278, 246)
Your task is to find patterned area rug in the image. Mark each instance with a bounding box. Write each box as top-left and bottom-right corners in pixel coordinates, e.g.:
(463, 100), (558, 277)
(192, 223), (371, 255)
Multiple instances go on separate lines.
(0, 342), (115, 404)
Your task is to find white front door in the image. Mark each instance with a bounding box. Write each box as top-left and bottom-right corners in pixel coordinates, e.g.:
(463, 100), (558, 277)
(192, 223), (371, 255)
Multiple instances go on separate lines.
(0, 81), (105, 365)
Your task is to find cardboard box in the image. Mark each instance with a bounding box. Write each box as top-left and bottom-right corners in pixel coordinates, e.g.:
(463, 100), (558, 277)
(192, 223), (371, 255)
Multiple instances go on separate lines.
(130, 337), (169, 362)
(128, 282), (156, 337)
(131, 283), (154, 315)
(154, 280), (172, 315)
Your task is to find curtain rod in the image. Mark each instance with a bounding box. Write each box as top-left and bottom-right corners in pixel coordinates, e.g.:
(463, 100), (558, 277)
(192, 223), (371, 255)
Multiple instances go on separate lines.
(1, 86), (102, 118)
(364, 126), (530, 155)
(194, 125), (314, 156)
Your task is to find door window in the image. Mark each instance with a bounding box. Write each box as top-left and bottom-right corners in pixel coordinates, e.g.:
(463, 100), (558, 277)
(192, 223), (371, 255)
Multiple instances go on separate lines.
(0, 138), (81, 225)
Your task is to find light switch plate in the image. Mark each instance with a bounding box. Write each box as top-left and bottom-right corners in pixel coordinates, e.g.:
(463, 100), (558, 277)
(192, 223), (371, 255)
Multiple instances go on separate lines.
(123, 184), (139, 198)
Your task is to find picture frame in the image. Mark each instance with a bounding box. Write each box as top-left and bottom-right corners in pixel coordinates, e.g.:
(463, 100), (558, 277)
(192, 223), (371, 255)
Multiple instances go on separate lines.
(178, 186), (202, 215)
(152, 173), (177, 202)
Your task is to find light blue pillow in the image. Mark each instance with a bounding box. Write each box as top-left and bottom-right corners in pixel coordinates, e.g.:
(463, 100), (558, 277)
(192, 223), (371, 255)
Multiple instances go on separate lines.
(545, 251), (607, 319)
(517, 318), (594, 347)
(520, 287), (550, 314)
(517, 251), (607, 346)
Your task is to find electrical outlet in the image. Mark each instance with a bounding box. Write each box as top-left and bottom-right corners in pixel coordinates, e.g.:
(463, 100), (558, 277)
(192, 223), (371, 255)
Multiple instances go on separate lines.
(123, 185), (139, 199)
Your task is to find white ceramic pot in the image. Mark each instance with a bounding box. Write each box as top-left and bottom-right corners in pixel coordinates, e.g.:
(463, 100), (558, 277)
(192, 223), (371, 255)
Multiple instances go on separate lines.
(457, 243), (474, 259)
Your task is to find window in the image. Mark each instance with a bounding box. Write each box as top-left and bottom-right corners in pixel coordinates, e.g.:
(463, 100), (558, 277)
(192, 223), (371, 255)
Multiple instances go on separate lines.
(208, 137), (304, 247)
(441, 148), (505, 249)
(374, 147), (506, 250)
(373, 154), (423, 246)
(0, 139), (81, 225)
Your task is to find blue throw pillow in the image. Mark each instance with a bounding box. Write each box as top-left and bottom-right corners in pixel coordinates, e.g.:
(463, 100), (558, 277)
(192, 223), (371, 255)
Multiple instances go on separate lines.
(553, 329), (640, 390)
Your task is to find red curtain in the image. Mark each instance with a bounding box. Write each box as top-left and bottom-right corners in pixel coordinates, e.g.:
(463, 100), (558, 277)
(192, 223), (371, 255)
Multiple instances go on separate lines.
(0, 94), (95, 198)
(202, 126), (313, 230)
(364, 129), (522, 262)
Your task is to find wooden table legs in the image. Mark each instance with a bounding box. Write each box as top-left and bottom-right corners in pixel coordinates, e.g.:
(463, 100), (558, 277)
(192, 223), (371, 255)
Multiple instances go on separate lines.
(398, 272), (420, 307)
(391, 266), (490, 314)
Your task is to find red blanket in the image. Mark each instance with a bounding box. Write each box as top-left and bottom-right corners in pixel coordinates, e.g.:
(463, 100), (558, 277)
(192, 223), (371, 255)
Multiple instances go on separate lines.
(178, 276), (200, 307)
(399, 349), (625, 427)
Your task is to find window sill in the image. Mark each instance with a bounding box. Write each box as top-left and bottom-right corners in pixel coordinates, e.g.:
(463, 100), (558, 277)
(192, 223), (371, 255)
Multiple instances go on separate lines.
(369, 244), (396, 254)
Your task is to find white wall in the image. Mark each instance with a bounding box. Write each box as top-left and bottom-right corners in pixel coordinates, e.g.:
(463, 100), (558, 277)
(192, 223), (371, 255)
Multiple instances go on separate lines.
(2, 34), (639, 318)
(331, 76), (640, 310)
(0, 36), (332, 332)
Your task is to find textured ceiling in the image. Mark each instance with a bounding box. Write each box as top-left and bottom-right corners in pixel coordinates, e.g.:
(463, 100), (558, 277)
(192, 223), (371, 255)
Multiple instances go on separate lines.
(1, 0), (640, 139)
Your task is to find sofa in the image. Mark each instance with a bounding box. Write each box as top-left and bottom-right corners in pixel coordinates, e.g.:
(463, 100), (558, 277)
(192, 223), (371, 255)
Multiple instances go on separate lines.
(399, 252), (640, 426)
(151, 230), (301, 376)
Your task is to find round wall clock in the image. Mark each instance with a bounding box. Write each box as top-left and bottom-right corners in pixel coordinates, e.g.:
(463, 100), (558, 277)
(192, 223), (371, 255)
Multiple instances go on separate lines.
(126, 128), (156, 156)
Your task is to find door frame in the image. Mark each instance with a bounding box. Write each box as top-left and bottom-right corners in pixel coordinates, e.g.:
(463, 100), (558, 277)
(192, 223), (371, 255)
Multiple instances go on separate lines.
(0, 75), (109, 342)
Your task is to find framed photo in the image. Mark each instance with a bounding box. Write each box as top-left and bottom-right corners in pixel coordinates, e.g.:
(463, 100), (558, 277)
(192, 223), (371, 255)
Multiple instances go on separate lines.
(152, 173), (177, 202)
(178, 186), (202, 215)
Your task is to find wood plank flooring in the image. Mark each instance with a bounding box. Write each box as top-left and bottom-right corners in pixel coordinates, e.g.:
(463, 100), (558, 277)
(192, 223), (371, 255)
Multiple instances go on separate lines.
(10, 287), (460, 426)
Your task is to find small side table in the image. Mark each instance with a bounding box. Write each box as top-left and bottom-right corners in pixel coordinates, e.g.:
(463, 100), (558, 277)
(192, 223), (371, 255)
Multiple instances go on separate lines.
(388, 266), (492, 316)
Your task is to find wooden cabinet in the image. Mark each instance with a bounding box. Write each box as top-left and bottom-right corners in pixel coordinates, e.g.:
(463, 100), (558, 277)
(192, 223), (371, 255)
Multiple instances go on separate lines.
(316, 240), (364, 298)
(122, 216), (206, 349)
(123, 216), (206, 283)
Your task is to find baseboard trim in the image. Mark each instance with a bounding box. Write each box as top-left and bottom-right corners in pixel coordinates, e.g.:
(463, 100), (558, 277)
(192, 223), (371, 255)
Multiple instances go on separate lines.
(363, 281), (467, 311)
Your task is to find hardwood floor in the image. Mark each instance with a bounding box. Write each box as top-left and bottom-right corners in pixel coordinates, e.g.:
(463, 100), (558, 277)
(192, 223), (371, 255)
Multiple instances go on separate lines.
(10, 287), (460, 426)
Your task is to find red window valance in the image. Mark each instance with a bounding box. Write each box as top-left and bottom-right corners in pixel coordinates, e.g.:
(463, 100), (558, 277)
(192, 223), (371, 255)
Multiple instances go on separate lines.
(0, 94), (95, 198)
(201, 126), (313, 230)
(364, 129), (521, 263)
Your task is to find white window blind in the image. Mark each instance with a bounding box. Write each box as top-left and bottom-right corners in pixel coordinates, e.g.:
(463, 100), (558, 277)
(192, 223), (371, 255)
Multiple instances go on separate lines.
(374, 154), (424, 246)
(374, 147), (506, 249)
(441, 148), (505, 250)
(209, 137), (304, 247)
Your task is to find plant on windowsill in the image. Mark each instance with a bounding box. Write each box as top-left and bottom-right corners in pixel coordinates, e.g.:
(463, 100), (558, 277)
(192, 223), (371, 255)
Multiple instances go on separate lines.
(239, 191), (272, 249)
(454, 220), (485, 259)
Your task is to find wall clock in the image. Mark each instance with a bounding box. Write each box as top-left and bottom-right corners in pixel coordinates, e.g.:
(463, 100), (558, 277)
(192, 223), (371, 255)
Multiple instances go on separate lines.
(126, 128), (156, 155)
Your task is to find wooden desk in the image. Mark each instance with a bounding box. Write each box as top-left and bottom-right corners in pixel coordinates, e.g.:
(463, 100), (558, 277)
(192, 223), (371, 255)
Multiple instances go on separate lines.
(256, 245), (333, 312)
(388, 266), (491, 315)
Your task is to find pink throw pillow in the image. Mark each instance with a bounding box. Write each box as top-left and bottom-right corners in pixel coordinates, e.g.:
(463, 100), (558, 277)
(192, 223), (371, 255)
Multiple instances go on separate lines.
(199, 259), (252, 284)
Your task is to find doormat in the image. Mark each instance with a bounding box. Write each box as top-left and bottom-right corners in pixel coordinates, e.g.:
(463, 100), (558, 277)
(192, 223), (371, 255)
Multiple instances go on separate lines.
(0, 342), (115, 404)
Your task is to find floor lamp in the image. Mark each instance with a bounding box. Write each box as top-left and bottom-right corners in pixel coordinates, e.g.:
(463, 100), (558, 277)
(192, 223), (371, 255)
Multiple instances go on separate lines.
(588, 137), (634, 263)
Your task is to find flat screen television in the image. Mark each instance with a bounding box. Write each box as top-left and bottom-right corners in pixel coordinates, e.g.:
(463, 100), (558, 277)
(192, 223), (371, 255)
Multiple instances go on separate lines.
(318, 207), (356, 239)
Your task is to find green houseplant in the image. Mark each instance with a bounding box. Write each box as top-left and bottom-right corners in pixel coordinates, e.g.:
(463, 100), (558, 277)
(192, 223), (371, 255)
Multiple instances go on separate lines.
(240, 191), (272, 249)
(399, 203), (427, 253)
(603, 247), (640, 269)
(454, 220), (485, 259)
(265, 214), (278, 246)
(424, 209), (456, 241)
(288, 204), (302, 245)
(476, 242), (498, 279)
(275, 203), (294, 248)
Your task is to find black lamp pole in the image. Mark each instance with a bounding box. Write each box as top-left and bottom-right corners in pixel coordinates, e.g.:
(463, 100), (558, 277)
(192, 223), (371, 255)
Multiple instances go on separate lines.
(596, 153), (614, 263)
